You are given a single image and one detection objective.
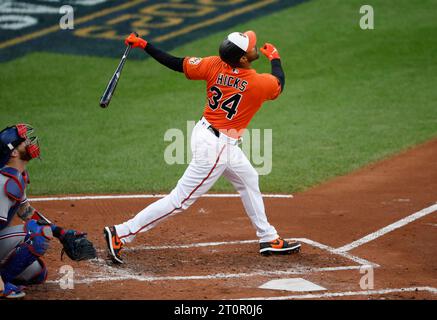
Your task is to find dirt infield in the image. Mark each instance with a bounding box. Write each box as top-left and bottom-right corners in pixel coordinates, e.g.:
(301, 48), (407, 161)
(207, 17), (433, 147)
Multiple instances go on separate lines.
(23, 138), (437, 299)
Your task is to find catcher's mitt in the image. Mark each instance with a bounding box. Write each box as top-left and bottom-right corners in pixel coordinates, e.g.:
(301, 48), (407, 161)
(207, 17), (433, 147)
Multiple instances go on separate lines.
(60, 230), (97, 261)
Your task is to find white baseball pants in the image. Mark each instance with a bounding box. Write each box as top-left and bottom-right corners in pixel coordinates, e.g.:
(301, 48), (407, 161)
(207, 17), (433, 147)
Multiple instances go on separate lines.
(115, 117), (279, 244)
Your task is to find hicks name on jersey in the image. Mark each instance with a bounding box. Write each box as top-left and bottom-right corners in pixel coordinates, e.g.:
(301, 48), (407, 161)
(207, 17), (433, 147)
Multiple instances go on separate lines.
(216, 73), (248, 92)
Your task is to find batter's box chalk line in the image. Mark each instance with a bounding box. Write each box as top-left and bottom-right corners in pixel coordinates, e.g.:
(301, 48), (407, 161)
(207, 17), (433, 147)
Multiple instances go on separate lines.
(47, 237), (378, 285)
(29, 193), (294, 202)
(237, 287), (437, 300)
(334, 204), (437, 253)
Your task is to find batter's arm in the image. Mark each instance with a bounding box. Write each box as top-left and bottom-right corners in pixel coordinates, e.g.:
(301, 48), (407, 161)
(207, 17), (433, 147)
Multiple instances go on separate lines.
(260, 43), (285, 92)
(271, 59), (285, 92)
(124, 33), (184, 72)
(144, 43), (184, 73)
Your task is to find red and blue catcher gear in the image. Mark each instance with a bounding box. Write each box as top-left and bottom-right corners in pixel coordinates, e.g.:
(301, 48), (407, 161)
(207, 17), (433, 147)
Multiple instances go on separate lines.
(0, 124), (40, 168)
(24, 219), (53, 255)
(0, 167), (29, 230)
(1, 282), (26, 299)
(1, 166), (28, 201)
(0, 220), (51, 286)
(14, 257), (48, 286)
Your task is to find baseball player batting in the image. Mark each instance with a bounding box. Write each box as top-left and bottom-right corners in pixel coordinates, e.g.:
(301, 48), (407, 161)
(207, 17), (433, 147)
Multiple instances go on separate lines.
(104, 31), (301, 264)
(0, 124), (96, 299)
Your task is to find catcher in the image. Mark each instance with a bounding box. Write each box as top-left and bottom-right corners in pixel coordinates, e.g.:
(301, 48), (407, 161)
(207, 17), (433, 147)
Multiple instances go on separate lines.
(0, 124), (96, 299)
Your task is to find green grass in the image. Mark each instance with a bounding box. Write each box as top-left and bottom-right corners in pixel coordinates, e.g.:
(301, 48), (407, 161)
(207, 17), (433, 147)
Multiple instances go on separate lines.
(1, 0), (437, 195)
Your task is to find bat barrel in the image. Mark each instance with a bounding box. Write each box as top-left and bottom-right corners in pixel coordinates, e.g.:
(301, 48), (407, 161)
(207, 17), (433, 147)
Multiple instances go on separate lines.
(99, 43), (133, 108)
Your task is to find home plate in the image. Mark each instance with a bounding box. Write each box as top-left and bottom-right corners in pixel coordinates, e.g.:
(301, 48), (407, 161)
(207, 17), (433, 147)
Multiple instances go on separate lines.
(259, 278), (327, 292)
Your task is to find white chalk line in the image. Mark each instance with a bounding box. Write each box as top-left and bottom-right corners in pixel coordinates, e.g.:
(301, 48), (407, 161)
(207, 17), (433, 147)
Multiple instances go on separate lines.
(238, 287), (437, 300)
(47, 237), (377, 285)
(29, 193), (293, 202)
(335, 204), (437, 253)
(126, 237), (379, 267)
(48, 264), (363, 285)
(301, 238), (379, 267)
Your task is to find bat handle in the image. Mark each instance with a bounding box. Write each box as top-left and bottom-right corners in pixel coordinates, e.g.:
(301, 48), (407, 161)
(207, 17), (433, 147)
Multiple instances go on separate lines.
(122, 32), (138, 55)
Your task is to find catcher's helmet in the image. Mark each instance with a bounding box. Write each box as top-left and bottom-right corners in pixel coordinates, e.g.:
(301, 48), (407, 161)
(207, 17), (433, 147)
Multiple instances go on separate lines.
(219, 30), (257, 67)
(0, 124), (40, 167)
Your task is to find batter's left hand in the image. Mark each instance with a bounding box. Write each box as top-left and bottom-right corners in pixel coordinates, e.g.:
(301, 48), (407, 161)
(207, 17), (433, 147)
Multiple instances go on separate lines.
(125, 33), (148, 49)
(260, 43), (280, 61)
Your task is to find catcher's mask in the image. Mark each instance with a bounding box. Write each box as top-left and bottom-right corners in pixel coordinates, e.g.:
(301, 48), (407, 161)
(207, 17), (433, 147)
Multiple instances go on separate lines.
(0, 124), (40, 167)
(219, 30), (257, 67)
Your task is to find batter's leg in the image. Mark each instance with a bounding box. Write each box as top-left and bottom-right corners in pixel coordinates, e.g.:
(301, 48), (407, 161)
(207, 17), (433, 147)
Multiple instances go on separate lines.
(223, 145), (279, 243)
(114, 144), (228, 244)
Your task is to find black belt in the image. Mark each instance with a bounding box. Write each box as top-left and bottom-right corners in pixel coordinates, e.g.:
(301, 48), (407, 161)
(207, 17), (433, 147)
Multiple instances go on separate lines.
(200, 117), (220, 138)
(207, 125), (220, 138)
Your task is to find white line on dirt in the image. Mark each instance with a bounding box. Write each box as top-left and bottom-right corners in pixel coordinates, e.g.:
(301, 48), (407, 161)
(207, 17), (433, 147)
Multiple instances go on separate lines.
(48, 265), (363, 285)
(127, 238), (379, 267)
(300, 238), (379, 267)
(29, 193), (293, 202)
(238, 287), (437, 300)
(335, 204), (437, 253)
(50, 237), (377, 286)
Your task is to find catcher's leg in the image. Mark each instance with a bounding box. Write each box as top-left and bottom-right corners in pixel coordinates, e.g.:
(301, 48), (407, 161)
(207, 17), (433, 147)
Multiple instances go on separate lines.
(0, 225), (27, 299)
(13, 258), (47, 285)
(0, 221), (51, 297)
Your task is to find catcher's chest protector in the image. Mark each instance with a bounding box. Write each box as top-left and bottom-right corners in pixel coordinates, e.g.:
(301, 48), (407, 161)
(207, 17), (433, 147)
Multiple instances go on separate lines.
(0, 167), (28, 228)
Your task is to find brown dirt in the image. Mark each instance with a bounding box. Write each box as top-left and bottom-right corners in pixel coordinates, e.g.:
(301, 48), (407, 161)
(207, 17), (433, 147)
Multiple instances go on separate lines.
(19, 138), (437, 299)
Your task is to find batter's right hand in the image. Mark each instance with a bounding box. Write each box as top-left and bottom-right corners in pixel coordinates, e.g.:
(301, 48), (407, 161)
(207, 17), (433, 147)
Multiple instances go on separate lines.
(125, 33), (148, 49)
(260, 43), (280, 61)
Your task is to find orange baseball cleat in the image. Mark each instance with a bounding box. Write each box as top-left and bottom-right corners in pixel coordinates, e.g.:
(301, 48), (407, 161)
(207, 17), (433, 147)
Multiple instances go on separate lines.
(104, 226), (124, 264)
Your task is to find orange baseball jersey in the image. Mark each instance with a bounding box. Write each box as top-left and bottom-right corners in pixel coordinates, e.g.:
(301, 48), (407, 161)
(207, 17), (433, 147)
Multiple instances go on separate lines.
(183, 56), (281, 137)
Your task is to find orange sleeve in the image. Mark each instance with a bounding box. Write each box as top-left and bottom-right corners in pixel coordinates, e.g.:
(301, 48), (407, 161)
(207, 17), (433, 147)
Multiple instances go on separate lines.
(257, 73), (282, 101)
(183, 56), (219, 81)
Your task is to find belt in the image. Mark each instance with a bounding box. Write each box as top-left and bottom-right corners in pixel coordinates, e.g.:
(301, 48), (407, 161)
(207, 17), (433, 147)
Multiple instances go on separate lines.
(207, 125), (220, 138)
(199, 117), (240, 145)
(199, 117), (220, 137)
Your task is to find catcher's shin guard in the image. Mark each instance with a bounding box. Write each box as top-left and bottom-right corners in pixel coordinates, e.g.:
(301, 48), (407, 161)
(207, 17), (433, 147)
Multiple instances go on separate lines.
(0, 242), (39, 284)
(13, 258), (48, 286)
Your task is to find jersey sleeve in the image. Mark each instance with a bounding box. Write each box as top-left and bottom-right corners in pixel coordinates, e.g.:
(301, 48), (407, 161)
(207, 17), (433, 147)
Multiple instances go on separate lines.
(0, 187), (13, 223)
(183, 56), (220, 81)
(257, 73), (282, 101)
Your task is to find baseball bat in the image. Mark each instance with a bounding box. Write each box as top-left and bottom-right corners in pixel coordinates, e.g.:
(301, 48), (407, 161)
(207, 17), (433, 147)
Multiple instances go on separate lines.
(99, 32), (138, 108)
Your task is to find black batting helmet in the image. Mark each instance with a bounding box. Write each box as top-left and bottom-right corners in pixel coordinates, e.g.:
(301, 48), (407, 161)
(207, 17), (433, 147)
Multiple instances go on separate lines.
(219, 30), (257, 67)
